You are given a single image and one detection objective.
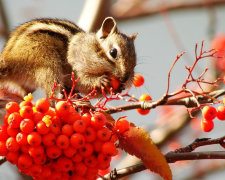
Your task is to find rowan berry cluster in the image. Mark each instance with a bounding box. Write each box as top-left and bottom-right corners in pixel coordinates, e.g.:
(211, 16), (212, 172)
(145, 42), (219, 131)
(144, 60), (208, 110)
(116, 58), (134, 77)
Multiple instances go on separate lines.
(0, 94), (130, 180)
(201, 98), (225, 132)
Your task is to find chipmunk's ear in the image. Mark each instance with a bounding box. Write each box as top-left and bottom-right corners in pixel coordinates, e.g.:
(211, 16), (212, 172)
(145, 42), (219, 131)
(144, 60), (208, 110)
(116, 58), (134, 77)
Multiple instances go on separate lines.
(130, 32), (138, 41)
(97, 17), (118, 39)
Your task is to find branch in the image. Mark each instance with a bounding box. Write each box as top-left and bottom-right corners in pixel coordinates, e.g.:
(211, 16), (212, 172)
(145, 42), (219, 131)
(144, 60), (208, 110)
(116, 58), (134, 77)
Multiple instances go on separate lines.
(102, 136), (225, 179)
(105, 89), (225, 114)
(111, 0), (225, 20)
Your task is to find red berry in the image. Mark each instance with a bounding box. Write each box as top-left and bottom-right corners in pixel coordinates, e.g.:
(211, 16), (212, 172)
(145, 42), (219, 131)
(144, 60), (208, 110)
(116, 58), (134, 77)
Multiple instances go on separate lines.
(102, 142), (117, 156)
(73, 120), (86, 133)
(91, 112), (106, 129)
(56, 134), (70, 149)
(3, 113), (10, 125)
(80, 143), (93, 157)
(93, 140), (103, 152)
(133, 74), (145, 87)
(6, 137), (20, 151)
(6, 151), (19, 164)
(43, 132), (56, 146)
(137, 94), (152, 115)
(5, 101), (20, 113)
(16, 132), (28, 145)
(64, 108), (81, 124)
(35, 98), (50, 113)
(33, 111), (44, 124)
(50, 124), (61, 135)
(28, 145), (44, 158)
(8, 112), (22, 128)
(201, 119), (214, 132)
(36, 121), (50, 134)
(84, 155), (97, 168)
(72, 153), (83, 163)
(70, 133), (85, 148)
(33, 154), (47, 165)
(97, 127), (111, 141)
(7, 126), (19, 137)
(18, 153), (33, 169)
(20, 105), (33, 119)
(74, 162), (87, 176)
(202, 105), (217, 121)
(0, 141), (8, 156)
(97, 152), (111, 166)
(46, 145), (62, 159)
(84, 127), (96, 142)
(0, 125), (9, 141)
(55, 101), (72, 117)
(57, 157), (73, 172)
(217, 105), (225, 120)
(63, 146), (77, 158)
(115, 118), (130, 133)
(62, 124), (74, 136)
(81, 113), (92, 126)
(109, 76), (120, 90)
(30, 164), (43, 177)
(20, 119), (35, 133)
(27, 132), (42, 146)
(19, 100), (33, 108)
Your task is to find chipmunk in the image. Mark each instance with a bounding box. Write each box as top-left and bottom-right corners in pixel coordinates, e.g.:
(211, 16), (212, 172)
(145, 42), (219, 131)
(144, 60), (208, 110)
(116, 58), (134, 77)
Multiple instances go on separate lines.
(0, 17), (137, 100)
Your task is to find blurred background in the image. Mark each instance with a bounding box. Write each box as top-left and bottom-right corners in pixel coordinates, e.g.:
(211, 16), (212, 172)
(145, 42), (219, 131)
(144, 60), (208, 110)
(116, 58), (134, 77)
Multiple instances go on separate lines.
(1, 0), (225, 179)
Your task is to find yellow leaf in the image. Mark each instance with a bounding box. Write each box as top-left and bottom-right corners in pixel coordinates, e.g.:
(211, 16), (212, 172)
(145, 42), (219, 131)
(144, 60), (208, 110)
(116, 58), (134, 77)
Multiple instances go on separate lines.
(117, 125), (172, 180)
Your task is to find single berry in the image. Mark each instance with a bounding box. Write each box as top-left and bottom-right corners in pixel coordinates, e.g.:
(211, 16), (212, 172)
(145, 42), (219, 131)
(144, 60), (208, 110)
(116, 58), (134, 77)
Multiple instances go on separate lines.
(201, 119), (214, 132)
(20, 105), (33, 119)
(8, 112), (22, 128)
(62, 124), (74, 136)
(91, 112), (106, 129)
(217, 105), (225, 120)
(46, 145), (62, 159)
(42, 132), (56, 146)
(36, 121), (50, 134)
(102, 142), (117, 156)
(55, 101), (72, 117)
(84, 155), (97, 168)
(16, 132), (28, 145)
(33, 111), (44, 124)
(109, 76), (120, 90)
(81, 113), (92, 126)
(28, 145), (44, 158)
(72, 153), (83, 163)
(6, 137), (20, 151)
(115, 118), (130, 133)
(57, 157), (73, 172)
(5, 102), (20, 113)
(0, 125), (9, 141)
(73, 120), (86, 133)
(74, 162), (87, 176)
(35, 98), (50, 113)
(202, 105), (217, 121)
(18, 153), (33, 169)
(93, 140), (103, 152)
(80, 143), (93, 157)
(7, 126), (19, 137)
(6, 151), (19, 164)
(84, 127), (96, 142)
(56, 134), (70, 149)
(27, 132), (42, 146)
(137, 94), (152, 115)
(70, 133), (85, 148)
(19, 100), (33, 108)
(97, 127), (112, 141)
(133, 74), (145, 87)
(63, 146), (77, 158)
(20, 119), (35, 134)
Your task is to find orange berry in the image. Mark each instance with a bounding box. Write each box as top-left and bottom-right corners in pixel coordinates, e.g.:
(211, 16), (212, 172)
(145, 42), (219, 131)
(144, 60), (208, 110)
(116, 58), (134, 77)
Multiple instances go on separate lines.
(109, 76), (120, 90)
(63, 108), (81, 124)
(35, 98), (50, 113)
(5, 101), (20, 113)
(133, 74), (144, 87)
(27, 132), (42, 146)
(115, 119), (130, 133)
(28, 145), (44, 158)
(20, 119), (35, 133)
(202, 106), (217, 121)
(20, 105), (33, 119)
(137, 94), (152, 115)
(80, 143), (93, 157)
(33, 111), (44, 124)
(63, 146), (77, 158)
(6, 137), (20, 152)
(97, 152), (111, 166)
(46, 145), (62, 159)
(50, 124), (61, 135)
(18, 153), (33, 169)
(3, 112), (10, 125)
(62, 124), (74, 136)
(7, 126), (19, 137)
(84, 127), (96, 142)
(70, 133), (85, 148)
(6, 151), (19, 164)
(56, 134), (70, 149)
(201, 119), (214, 132)
(217, 105), (225, 120)
(57, 157), (73, 172)
(8, 112), (22, 128)
(91, 112), (106, 129)
(97, 127), (112, 141)
(0, 141), (8, 156)
(81, 113), (92, 126)
(102, 142), (117, 156)
(36, 121), (50, 134)
(0, 125), (9, 141)
(16, 132), (28, 145)
(19, 100), (33, 108)
(73, 120), (86, 133)
(55, 101), (71, 117)
(42, 132), (56, 146)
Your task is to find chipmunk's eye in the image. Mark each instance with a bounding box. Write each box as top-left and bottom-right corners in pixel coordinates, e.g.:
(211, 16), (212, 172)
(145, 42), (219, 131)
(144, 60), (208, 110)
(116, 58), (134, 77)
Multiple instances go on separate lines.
(109, 48), (117, 59)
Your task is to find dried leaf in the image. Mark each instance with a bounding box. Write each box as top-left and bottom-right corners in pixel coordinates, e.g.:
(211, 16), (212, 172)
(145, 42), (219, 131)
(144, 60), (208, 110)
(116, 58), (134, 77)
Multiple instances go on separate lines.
(117, 125), (172, 180)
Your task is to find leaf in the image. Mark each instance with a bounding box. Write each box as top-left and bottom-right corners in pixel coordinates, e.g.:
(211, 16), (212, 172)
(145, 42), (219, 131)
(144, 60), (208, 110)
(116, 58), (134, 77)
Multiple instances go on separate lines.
(117, 125), (172, 180)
